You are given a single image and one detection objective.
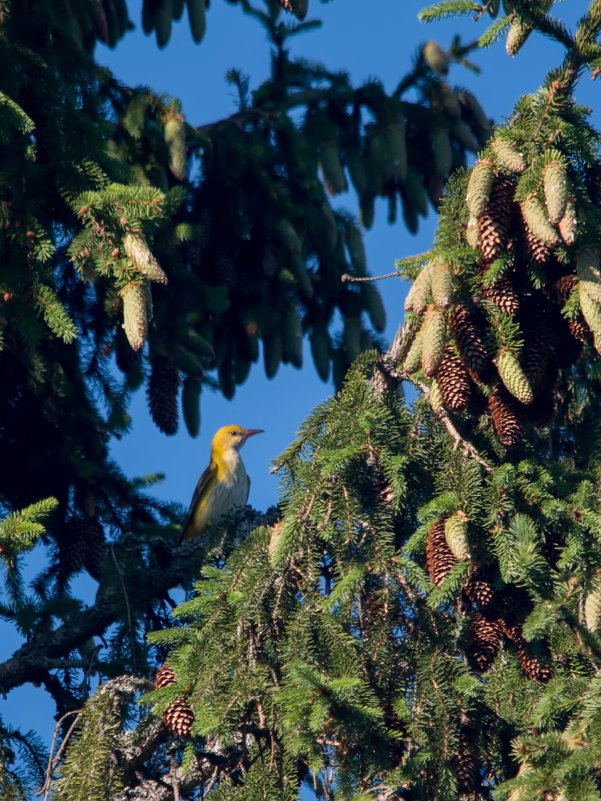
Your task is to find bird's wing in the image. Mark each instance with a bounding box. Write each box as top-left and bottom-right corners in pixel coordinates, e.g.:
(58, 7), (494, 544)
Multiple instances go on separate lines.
(246, 475), (250, 504)
(179, 460), (218, 542)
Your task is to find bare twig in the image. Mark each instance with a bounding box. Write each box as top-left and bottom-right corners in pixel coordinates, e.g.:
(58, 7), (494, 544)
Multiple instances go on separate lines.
(341, 271), (400, 283)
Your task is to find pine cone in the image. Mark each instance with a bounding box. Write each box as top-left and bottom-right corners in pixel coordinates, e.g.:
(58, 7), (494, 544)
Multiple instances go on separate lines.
(436, 346), (472, 410)
(466, 159), (495, 218)
(467, 612), (503, 673)
(147, 355), (180, 435)
(60, 519), (89, 573)
(521, 330), (551, 395)
(490, 136), (526, 173)
(481, 275), (520, 315)
(155, 664), (177, 688)
(520, 197), (560, 248)
(488, 385), (523, 445)
(513, 633), (551, 682)
(426, 519), (456, 586)
(496, 350), (534, 405)
(478, 177), (514, 262)
(444, 511), (470, 560)
(456, 728), (478, 792)
(464, 572), (495, 608)
(121, 282), (148, 352)
(163, 699), (195, 737)
(81, 518), (108, 581)
(123, 232), (168, 284)
(585, 587), (601, 633)
(451, 305), (491, 384)
(524, 223), (553, 265)
(552, 274), (577, 304)
(567, 317), (589, 343)
(558, 198), (577, 245)
(421, 305), (446, 378)
(543, 161), (568, 225)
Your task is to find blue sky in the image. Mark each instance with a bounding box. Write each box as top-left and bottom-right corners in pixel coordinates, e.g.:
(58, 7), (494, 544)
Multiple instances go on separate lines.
(3, 0), (598, 791)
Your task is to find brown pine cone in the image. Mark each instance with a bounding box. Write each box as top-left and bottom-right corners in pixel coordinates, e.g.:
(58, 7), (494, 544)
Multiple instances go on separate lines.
(478, 177), (515, 262)
(155, 664), (176, 688)
(426, 519), (456, 586)
(524, 224), (553, 265)
(552, 274), (577, 305)
(521, 327), (552, 395)
(147, 355), (180, 435)
(81, 519), (108, 581)
(436, 345), (472, 410)
(456, 728), (478, 792)
(467, 612), (503, 673)
(163, 699), (195, 737)
(464, 572), (495, 608)
(451, 305), (491, 384)
(480, 275), (520, 315)
(513, 633), (552, 682)
(487, 385), (523, 445)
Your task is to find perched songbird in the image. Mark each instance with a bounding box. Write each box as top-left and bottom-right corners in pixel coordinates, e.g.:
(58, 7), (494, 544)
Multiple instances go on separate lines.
(180, 425), (263, 542)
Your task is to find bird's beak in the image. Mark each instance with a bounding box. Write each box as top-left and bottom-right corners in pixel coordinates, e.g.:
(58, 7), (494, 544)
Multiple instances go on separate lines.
(244, 429), (263, 438)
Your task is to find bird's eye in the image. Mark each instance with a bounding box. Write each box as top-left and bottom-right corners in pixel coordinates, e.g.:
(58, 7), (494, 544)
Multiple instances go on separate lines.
(230, 430), (238, 436)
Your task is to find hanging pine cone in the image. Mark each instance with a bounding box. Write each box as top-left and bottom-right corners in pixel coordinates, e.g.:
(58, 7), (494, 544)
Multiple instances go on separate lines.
(523, 223), (553, 266)
(558, 198), (577, 245)
(147, 355), (180, 435)
(490, 136), (526, 173)
(121, 282), (149, 352)
(520, 328), (551, 395)
(426, 519), (456, 586)
(466, 159), (495, 218)
(81, 518), (108, 581)
(163, 699), (195, 737)
(488, 385), (523, 445)
(421, 305), (447, 378)
(552, 274), (577, 304)
(467, 612), (503, 673)
(513, 632), (551, 682)
(155, 664), (176, 688)
(543, 160), (568, 225)
(567, 317), (589, 343)
(478, 177), (515, 262)
(520, 197), (560, 248)
(584, 585), (601, 633)
(464, 572), (495, 608)
(496, 350), (533, 405)
(480, 275), (520, 315)
(456, 728), (478, 792)
(444, 512), (470, 560)
(60, 519), (90, 573)
(450, 305), (491, 384)
(436, 346), (472, 410)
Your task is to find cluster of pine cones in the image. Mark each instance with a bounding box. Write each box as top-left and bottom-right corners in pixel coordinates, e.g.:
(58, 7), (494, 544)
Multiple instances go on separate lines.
(403, 136), (601, 446)
(426, 519), (551, 681)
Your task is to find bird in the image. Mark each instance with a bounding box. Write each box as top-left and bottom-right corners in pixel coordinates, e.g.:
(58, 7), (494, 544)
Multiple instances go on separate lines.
(179, 425), (263, 542)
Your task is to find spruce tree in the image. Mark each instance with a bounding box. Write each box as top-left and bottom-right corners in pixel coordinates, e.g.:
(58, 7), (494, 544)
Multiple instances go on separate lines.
(0, 0), (495, 798)
(45, 2), (601, 800)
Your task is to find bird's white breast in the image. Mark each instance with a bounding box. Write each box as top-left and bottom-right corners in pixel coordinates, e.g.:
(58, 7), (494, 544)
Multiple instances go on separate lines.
(207, 451), (249, 525)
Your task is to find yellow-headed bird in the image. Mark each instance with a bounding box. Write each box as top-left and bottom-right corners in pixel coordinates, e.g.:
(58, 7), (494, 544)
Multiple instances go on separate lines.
(180, 425), (263, 542)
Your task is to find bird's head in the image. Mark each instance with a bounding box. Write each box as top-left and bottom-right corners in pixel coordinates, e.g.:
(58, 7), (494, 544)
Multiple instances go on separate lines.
(212, 425), (263, 454)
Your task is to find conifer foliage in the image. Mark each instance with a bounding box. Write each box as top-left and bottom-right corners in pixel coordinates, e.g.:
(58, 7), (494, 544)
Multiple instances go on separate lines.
(7, 1), (601, 801)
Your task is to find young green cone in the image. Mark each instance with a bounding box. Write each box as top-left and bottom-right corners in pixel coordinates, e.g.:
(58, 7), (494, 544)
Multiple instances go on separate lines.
(466, 160), (495, 218)
(496, 349), (534, 404)
(421, 305), (446, 377)
(123, 232), (168, 284)
(444, 512), (470, 561)
(121, 281), (148, 351)
(543, 160), (568, 224)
